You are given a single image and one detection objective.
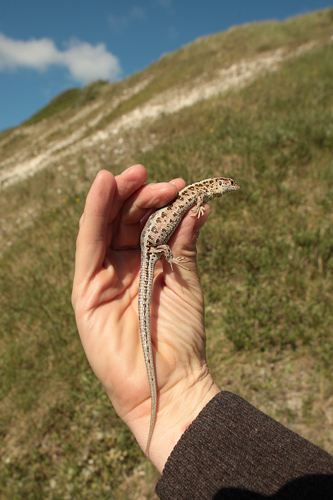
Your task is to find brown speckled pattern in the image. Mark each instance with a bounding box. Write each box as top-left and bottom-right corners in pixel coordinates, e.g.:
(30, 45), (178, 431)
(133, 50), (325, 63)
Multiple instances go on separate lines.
(139, 177), (240, 455)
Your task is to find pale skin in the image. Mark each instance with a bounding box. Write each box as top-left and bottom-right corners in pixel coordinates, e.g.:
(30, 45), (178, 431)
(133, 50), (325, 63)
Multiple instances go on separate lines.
(72, 164), (220, 473)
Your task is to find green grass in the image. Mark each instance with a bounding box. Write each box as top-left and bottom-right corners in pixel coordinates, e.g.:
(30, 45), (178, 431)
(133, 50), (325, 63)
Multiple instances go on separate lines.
(138, 42), (333, 363)
(22, 80), (110, 127)
(1, 10), (333, 499)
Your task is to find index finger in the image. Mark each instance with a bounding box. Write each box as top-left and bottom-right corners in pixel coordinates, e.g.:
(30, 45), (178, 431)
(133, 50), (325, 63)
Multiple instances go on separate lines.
(74, 166), (148, 282)
(74, 170), (116, 284)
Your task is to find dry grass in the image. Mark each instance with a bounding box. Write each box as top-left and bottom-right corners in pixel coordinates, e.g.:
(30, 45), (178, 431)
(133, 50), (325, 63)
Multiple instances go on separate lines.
(1, 9), (332, 499)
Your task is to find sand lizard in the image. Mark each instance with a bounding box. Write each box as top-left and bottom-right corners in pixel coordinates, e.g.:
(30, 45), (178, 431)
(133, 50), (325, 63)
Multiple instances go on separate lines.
(138, 177), (240, 455)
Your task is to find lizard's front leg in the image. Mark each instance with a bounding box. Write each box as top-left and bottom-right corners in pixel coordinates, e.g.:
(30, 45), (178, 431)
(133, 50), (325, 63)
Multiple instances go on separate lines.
(190, 193), (206, 218)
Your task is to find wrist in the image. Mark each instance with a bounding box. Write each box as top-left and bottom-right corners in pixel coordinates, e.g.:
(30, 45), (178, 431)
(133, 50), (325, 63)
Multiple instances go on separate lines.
(148, 370), (220, 473)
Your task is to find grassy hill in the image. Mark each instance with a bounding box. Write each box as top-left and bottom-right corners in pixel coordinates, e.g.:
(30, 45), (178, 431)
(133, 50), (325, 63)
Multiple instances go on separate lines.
(0, 9), (332, 499)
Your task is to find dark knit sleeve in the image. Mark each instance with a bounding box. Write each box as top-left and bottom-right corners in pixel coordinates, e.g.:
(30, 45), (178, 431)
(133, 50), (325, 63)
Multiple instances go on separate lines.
(156, 391), (333, 499)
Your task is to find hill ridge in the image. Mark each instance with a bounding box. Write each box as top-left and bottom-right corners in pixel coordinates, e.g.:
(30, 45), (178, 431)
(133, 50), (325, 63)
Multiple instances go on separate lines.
(0, 40), (320, 190)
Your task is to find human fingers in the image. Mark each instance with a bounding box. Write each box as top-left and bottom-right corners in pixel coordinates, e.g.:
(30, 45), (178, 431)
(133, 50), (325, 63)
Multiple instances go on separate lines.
(74, 165), (149, 280)
(112, 178), (186, 249)
(73, 170), (116, 289)
(107, 164), (148, 224)
(120, 177), (186, 224)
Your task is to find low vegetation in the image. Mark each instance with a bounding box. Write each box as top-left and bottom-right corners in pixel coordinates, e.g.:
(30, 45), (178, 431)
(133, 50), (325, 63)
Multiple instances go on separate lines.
(0, 9), (332, 499)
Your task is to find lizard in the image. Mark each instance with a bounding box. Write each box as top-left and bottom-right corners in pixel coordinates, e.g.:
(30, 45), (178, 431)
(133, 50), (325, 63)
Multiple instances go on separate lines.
(138, 176), (240, 455)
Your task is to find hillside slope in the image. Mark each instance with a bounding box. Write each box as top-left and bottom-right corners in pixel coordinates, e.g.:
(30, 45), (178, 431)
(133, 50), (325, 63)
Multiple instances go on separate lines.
(0, 9), (332, 500)
(0, 9), (332, 249)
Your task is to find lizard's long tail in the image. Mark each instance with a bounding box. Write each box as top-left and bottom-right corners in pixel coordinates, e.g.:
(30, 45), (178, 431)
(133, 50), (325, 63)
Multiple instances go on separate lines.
(138, 253), (158, 456)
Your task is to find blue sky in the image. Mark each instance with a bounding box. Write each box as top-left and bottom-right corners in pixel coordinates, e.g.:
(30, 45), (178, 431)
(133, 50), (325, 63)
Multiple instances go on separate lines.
(0, 0), (331, 132)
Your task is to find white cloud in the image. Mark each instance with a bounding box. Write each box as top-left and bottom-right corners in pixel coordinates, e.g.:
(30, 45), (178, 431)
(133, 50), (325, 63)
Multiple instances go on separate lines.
(0, 32), (121, 84)
(61, 39), (121, 83)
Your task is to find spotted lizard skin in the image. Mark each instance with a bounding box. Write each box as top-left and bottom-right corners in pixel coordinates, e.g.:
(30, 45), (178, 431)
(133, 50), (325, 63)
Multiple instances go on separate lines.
(138, 177), (240, 455)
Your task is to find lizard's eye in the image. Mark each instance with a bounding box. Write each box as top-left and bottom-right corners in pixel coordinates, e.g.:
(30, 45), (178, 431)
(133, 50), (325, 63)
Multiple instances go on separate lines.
(230, 180), (234, 185)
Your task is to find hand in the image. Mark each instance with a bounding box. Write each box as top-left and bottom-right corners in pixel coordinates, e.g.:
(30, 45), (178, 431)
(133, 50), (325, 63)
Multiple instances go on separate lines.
(72, 165), (220, 472)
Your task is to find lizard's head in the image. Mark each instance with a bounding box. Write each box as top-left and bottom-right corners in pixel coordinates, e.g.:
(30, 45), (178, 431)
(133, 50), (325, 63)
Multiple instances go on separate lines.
(216, 177), (240, 195)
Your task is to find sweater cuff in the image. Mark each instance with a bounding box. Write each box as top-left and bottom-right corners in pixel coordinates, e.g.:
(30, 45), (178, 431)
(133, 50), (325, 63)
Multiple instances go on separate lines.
(156, 391), (333, 499)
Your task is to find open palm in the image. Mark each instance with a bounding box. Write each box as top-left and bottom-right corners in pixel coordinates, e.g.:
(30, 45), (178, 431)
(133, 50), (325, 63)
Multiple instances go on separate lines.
(72, 165), (219, 469)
